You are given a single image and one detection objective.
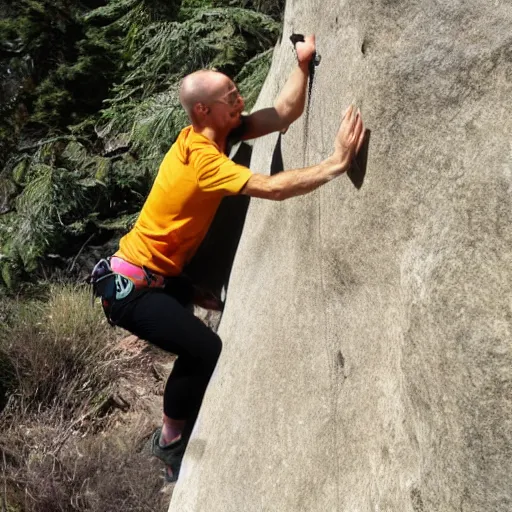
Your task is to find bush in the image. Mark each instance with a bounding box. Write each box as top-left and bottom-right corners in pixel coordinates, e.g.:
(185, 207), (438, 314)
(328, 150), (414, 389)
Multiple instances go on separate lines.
(2, 422), (169, 512)
(0, 284), (118, 418)
(0, 284), (170, 512)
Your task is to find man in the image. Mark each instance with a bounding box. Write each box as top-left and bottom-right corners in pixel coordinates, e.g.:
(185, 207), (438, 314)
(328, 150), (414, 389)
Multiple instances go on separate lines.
(97, 35), (364, 482)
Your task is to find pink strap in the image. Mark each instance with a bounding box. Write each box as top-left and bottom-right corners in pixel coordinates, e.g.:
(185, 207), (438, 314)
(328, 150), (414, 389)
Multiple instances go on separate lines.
(110, 256), (165, 289)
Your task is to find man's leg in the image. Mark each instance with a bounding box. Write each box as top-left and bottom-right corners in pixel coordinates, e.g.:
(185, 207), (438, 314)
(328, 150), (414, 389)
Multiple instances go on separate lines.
(110, 289), (222, 476)
(161, 417), (186, 444)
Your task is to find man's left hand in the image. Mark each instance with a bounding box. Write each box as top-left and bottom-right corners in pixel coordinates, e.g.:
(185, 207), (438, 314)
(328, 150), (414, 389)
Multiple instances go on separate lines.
(295, 34), (316, 67)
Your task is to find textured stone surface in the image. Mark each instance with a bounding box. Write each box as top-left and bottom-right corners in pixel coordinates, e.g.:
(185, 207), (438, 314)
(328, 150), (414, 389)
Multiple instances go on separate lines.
(169, 1), (512, 510)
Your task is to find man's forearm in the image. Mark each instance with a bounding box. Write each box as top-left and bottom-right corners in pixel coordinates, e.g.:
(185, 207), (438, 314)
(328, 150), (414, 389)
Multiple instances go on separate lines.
(273, 63), (309, 128)
(269, 156), (344, 200)
(242, 156), (345, 201)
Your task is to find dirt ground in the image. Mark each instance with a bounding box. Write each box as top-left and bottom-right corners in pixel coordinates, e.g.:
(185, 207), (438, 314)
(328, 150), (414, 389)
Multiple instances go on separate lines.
(106, 333), (178, 508)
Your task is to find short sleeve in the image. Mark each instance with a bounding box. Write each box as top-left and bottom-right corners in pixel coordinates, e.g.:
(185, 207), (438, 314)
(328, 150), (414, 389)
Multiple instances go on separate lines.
(193, 145), (253, 195)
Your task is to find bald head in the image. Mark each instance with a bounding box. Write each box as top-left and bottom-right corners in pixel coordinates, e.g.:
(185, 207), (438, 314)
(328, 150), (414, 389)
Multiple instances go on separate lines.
(179, 70), (231, 120)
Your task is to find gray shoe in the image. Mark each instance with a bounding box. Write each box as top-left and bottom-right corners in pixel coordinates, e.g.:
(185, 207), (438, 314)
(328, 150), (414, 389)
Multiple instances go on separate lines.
(150, 428), (186, 483)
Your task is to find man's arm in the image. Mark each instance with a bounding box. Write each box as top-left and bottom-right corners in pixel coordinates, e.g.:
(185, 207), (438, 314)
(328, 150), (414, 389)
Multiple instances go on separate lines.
(241, 157), (344, 200)
(241, 35), (316, 141)
(241, 106), (364, 200)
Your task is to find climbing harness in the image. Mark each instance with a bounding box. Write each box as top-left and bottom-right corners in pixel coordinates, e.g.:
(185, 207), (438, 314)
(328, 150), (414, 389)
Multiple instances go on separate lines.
(290, 34), (321, 164)
(88, 256), (167, 323)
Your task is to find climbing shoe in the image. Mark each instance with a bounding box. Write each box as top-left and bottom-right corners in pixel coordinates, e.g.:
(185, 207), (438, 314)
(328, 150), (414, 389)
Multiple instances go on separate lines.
(150, 428), (186, 483)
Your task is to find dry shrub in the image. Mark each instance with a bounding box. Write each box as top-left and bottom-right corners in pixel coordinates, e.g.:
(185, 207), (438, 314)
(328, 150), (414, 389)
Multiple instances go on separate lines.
(2, 422), (168, 512)
(0, 284), (118, 419)
(0, 285), (170, 512)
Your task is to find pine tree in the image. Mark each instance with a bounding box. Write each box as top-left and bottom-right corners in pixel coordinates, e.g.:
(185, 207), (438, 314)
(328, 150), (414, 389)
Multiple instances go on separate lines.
(0, 0), (282, 289)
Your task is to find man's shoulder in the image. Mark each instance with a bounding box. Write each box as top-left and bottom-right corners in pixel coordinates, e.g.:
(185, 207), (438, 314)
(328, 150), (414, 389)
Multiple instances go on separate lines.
(183, 126), (219, 153)
(169, 126), (219, 168)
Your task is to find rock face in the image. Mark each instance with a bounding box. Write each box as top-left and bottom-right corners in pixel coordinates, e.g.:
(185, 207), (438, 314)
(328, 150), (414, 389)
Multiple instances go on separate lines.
(169, 1), (512, 511)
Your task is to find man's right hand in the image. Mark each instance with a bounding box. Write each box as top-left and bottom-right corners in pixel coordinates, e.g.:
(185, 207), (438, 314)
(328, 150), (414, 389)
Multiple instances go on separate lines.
(333, 105), (365, 172)
(295, 34), (316, 69)
(240, 105), (367, 201)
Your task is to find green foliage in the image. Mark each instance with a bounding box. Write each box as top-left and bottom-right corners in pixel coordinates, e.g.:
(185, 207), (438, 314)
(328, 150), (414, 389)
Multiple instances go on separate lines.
(13, 165), (56, 271)
(0, 137), (153, 286)
(109, 153), (153, 202)
(143, 0), (183, 20)
(131, 7), (278, 87)
(84, 0), (141, 25)
(94, 212), (139, 231)
(0, 0), (132, 137)
(0, 0), (283, 288)
(100, 5), (279, 163)
(0, 20), (20, 45)
(236, 48), (273, 109)
(0, 178), (17, 214)
(11, 158), (31, 185)
(0, 212), (23, 291)
(31, 80), (73, 126)
(13, 1), (84, 76)
(182, 0), (214, 7)
(212, 0), (285, 20)
(124, 87), (188, 163)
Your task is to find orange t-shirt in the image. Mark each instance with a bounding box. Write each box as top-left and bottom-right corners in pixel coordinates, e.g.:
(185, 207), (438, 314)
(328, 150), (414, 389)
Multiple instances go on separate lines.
(116, 126), (252, 276)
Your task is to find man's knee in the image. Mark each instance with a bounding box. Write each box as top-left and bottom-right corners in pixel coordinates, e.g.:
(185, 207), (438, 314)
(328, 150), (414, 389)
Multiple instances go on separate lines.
(208, 332), (222, 364)
(200, 331), (222, 373)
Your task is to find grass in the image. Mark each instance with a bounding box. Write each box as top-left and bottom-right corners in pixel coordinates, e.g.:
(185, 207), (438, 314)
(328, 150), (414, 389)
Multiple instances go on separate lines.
(0, 284), (118, 419)
(0, 284), (170, 512)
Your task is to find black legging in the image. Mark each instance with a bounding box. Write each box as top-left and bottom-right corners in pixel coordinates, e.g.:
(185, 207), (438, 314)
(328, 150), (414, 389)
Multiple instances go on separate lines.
(108, 281), (222, 437)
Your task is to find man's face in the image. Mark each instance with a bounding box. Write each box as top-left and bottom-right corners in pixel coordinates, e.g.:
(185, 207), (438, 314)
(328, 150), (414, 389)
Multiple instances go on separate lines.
(206, 81), (245, 131)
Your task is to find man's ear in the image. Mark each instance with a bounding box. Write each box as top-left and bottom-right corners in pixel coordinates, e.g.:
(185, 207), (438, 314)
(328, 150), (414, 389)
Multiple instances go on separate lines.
(195, 103), (210, 116)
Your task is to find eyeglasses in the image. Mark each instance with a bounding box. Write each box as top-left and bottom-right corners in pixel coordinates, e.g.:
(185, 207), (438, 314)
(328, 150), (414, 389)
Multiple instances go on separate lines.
(211, 87), (243, 108)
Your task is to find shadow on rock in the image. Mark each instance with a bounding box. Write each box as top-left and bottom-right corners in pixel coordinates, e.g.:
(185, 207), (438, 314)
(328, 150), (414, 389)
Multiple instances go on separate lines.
(184, 142), (252, 300)
(347, 128), (371, 189)
(270, 133), (284, 175)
